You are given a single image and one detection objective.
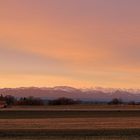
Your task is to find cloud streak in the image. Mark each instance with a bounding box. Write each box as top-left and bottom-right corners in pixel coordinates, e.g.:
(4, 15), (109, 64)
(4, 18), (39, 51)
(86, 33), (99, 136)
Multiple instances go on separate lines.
(0, 0), (140, 88)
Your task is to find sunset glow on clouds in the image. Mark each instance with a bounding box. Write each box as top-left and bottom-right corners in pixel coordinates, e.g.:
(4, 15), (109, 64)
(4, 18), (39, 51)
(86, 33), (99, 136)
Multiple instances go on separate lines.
(0, 0), (140, 88)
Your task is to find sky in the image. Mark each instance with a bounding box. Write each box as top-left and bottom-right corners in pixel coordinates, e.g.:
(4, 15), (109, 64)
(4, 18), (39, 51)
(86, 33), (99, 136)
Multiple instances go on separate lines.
(0, 0), (140, 88)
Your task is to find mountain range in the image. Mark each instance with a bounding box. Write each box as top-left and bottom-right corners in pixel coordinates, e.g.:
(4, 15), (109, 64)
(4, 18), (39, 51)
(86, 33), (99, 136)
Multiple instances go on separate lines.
(0, 86), (140, 102)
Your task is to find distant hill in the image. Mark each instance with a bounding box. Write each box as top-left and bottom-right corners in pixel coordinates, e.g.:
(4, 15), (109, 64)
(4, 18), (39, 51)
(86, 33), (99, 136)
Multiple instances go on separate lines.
(0, 86), (140, 102)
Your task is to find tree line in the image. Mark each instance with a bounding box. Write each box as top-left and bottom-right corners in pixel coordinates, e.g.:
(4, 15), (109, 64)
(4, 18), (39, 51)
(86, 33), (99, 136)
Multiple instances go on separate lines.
(0, 94), (139, 107)
(0, 95), (80, 106)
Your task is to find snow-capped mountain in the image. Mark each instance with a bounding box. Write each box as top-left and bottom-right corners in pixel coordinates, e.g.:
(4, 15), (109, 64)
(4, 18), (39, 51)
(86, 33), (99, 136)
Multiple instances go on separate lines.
(0, 86), (140, 102)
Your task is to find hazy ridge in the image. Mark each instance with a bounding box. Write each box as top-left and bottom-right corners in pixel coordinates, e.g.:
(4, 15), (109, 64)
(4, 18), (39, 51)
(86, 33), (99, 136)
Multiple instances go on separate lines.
(0, 86), (140, 102)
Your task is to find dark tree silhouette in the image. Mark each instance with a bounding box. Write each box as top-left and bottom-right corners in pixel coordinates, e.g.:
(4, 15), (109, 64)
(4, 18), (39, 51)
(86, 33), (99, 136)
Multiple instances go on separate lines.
(48, 97), (79, 105)
(108, 98), (123, 105)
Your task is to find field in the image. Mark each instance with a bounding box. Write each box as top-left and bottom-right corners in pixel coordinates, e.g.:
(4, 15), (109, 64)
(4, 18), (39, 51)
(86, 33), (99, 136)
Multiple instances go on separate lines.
(0, 105), (140, 139)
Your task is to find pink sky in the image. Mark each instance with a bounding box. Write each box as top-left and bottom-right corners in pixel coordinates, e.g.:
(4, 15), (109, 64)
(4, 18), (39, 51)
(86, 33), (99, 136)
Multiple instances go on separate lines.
(0, 0), (140, 88)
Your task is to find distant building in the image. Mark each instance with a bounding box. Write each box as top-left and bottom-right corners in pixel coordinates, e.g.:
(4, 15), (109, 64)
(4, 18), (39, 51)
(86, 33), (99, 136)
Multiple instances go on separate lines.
(0, 101), (7, 108)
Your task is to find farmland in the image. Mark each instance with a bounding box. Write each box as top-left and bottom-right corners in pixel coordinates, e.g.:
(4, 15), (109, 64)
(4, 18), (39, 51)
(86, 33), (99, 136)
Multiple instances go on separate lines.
(0, 105), (140, 139)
